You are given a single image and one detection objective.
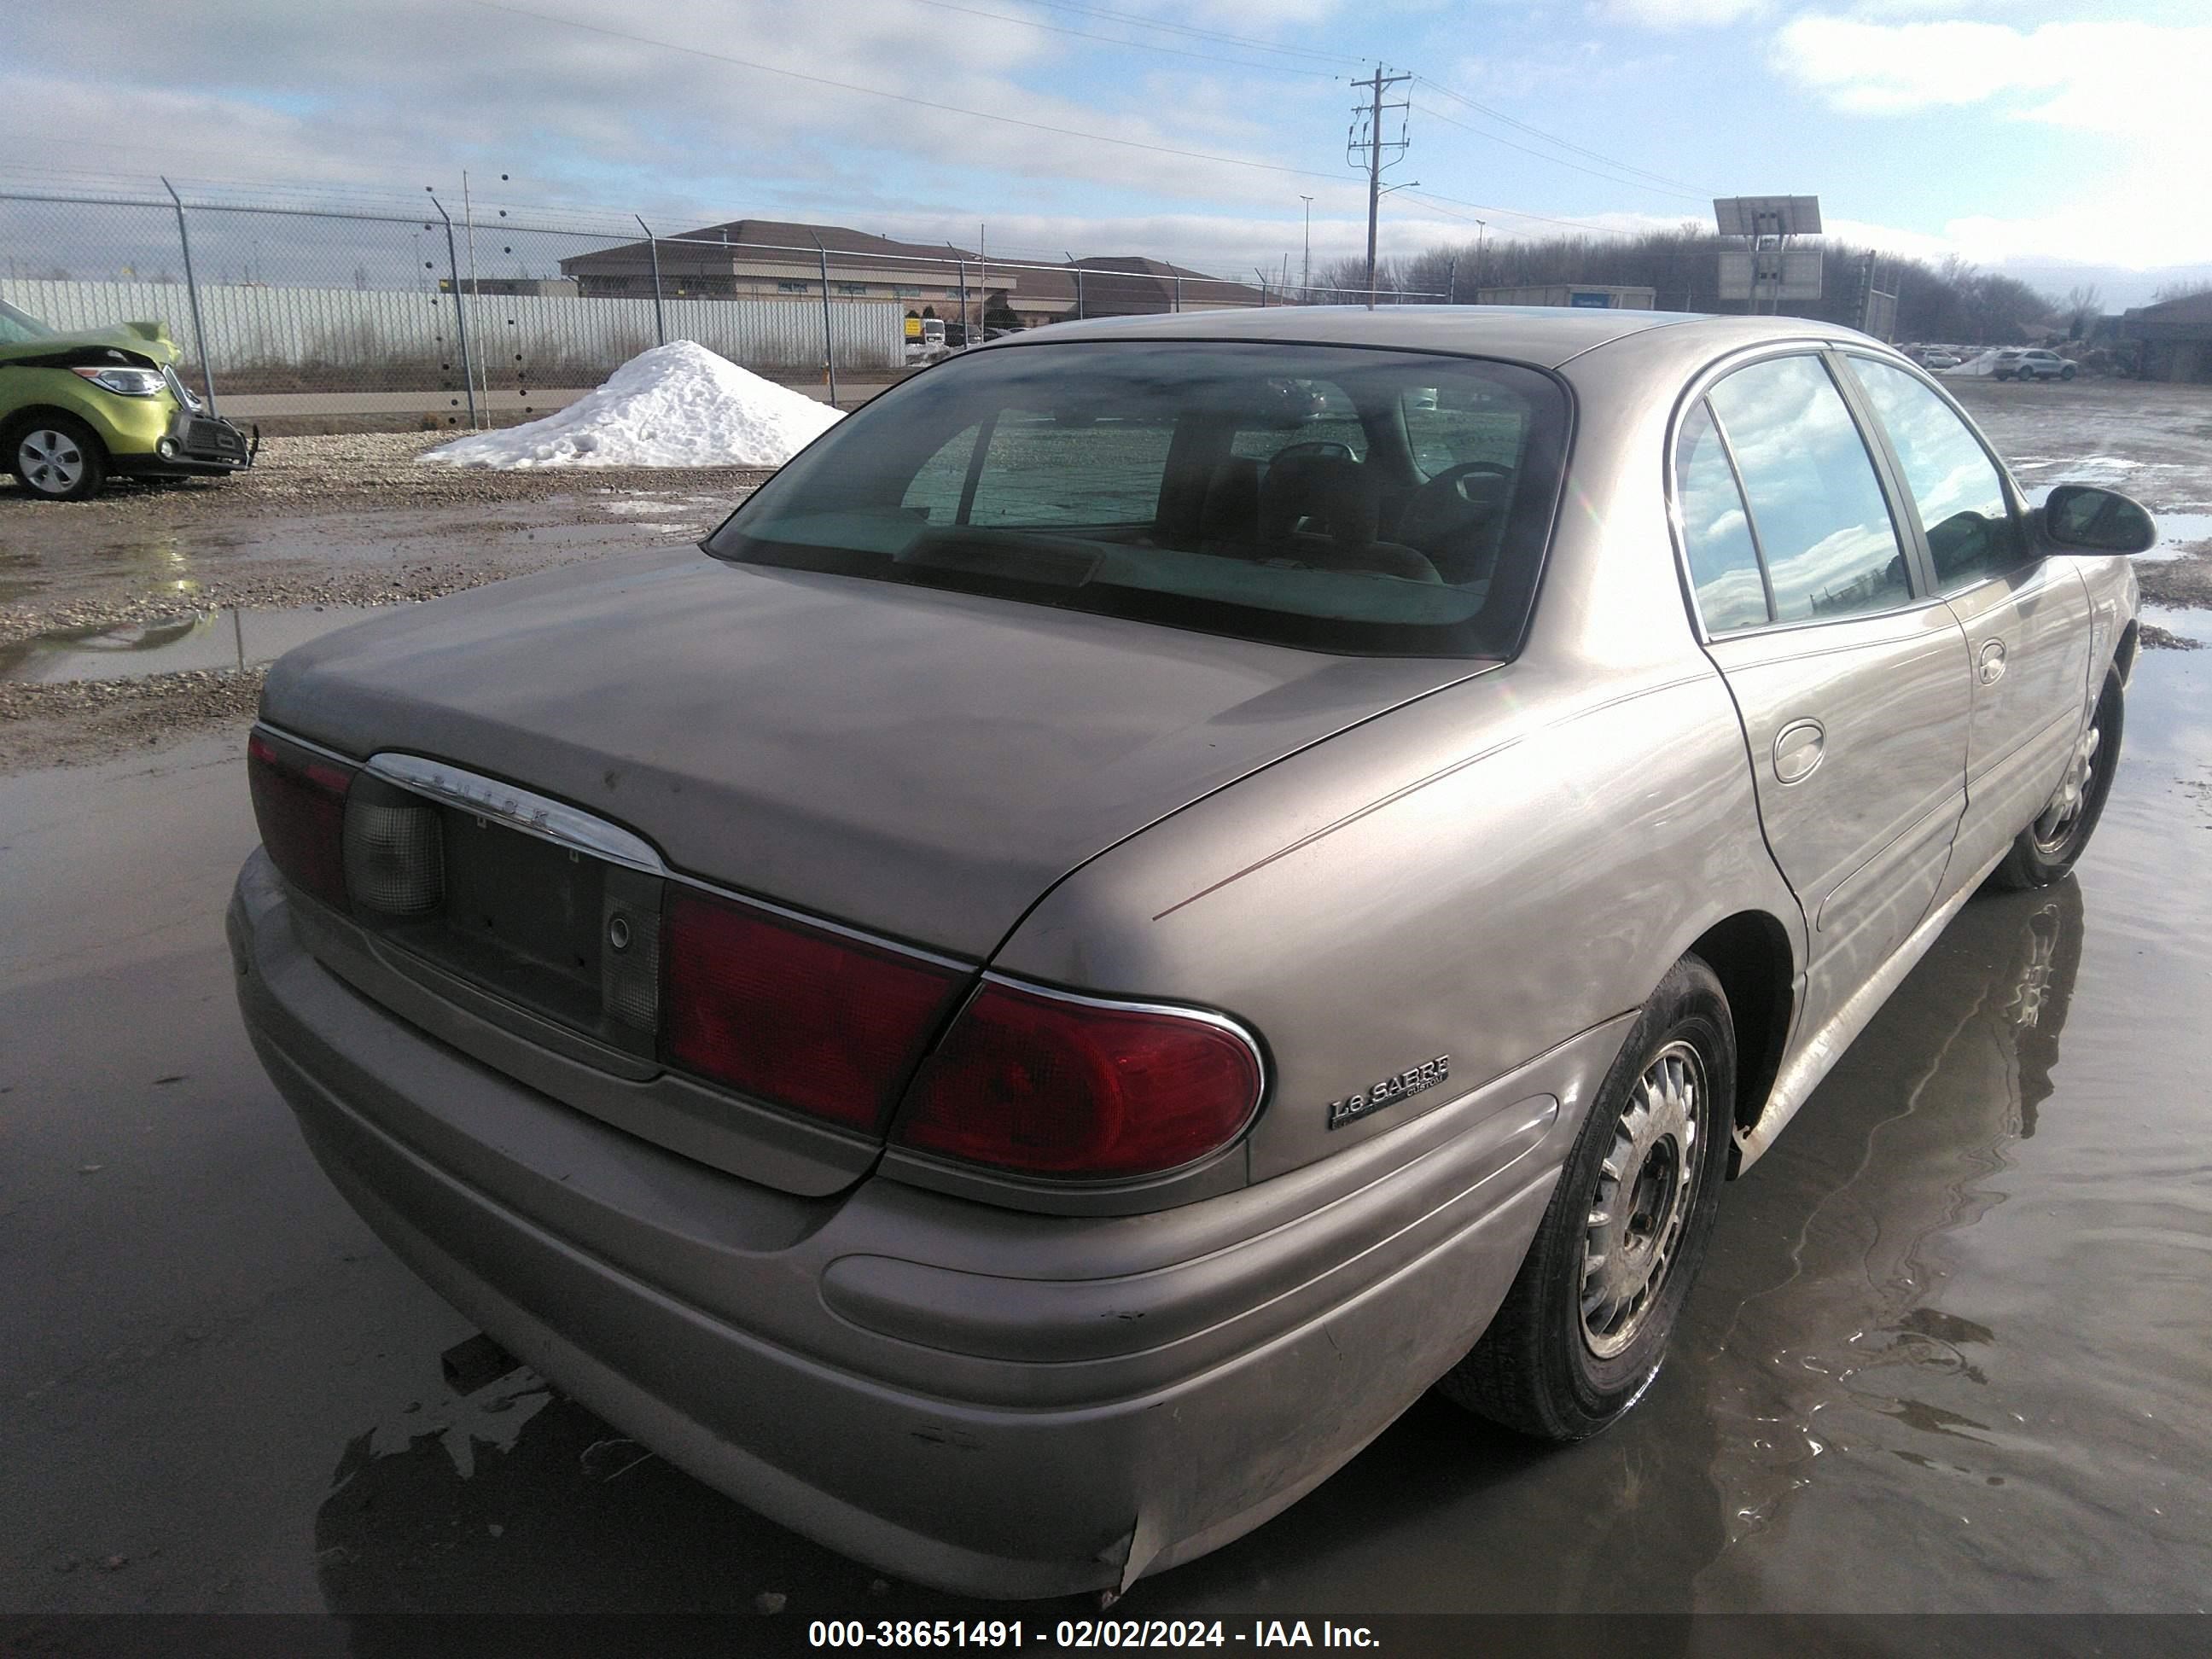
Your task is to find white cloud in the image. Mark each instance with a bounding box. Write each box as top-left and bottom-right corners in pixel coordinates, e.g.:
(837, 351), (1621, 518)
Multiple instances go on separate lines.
(1774, 17), (2212, 139)
(1606, 0), (1767, 29)
(0, 0), (1333, 210)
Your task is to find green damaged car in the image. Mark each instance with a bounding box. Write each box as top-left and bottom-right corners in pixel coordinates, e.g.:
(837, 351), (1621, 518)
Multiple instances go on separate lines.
(1, 299), (256, 501)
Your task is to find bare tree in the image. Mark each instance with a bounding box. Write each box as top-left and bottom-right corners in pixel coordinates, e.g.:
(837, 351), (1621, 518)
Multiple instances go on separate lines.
(2151, 277), (2212, 303)
(2056, 282), (2102, 339)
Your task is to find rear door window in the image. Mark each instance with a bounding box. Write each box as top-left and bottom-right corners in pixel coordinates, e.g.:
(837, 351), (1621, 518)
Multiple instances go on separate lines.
(1706, 354), (1912, 625)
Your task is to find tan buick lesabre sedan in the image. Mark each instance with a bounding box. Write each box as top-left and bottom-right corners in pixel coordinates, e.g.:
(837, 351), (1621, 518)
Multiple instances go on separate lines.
(230, 308), (2153, 1598)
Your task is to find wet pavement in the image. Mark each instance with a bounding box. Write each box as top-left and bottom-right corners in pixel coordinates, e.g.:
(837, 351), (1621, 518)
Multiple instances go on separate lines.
(0, 607), (381, 684)
(3, 639), (2210, 1621)
(0, 493), (729, 622)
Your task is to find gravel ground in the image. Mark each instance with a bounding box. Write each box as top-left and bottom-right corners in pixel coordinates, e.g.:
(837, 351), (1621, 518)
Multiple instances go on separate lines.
(0, 668), (267, 773)
(0, 430), (777, 519)
(2137, 544), (2212, 611)
(1, 432), (770, 770)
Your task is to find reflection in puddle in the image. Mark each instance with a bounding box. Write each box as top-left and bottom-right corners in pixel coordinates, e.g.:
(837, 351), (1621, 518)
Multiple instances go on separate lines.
(0, 605), (383, 684)
(1695, 882), (2087, 1586)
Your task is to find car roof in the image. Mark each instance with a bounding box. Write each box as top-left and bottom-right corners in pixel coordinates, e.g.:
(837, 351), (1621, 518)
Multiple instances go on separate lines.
(969, 305), (1882, 371)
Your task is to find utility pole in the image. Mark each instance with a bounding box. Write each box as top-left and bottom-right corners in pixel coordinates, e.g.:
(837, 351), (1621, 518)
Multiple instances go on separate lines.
(1298, 194), (1313, 298)
(1348, 65), (1411, 311)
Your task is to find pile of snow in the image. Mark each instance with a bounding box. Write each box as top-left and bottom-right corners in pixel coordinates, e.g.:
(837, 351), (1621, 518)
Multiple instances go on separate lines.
(419, 340), (842, 469)
(1936, 350), (2000, 378)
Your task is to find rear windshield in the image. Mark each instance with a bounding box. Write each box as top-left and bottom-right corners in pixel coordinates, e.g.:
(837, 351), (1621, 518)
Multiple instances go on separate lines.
(704, 341), (1569, 657)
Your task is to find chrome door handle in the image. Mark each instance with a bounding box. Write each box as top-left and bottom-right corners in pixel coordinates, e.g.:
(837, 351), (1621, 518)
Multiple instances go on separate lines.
(1978, 639), (2008, 684)
(1773, 719), (1825, 784)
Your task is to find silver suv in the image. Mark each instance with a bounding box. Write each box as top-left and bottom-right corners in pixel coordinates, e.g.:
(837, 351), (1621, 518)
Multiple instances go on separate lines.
(1995, 347), (2078, 381)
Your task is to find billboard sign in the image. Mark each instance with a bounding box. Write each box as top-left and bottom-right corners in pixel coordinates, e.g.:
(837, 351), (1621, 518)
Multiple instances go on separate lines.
(1569, 290), (1610, 308)
(1718, 247), (1824, 301)
(1713, 195), (1822, 237)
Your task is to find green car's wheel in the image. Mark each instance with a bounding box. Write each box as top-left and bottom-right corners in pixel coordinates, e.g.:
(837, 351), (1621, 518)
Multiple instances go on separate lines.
(9, 415), (108, 501)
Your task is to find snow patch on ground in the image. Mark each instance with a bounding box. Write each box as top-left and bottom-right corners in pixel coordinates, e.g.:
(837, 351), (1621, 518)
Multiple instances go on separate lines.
(419, 341), (841, 469)
(1938, 351), (2000, 378)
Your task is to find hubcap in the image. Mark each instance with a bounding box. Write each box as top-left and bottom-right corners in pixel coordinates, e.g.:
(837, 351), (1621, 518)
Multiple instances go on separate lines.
(19, 428), (84, 493)
(1581, 1039), (1705, 1359)
(2032, 719), (2100, 853)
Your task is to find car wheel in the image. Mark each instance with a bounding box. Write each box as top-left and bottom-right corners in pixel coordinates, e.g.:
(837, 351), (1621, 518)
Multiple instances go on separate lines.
(8, 415), (108, 502)
(1437, 954), (1736, 1441)
(1994, 370), (2012, 381)
(2061, 366), (2077, 381)
(1990, 673), (2122, 890)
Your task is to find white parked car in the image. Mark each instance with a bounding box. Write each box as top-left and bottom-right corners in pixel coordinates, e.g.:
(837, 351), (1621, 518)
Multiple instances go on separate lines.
(1994, 348), (2077, 382)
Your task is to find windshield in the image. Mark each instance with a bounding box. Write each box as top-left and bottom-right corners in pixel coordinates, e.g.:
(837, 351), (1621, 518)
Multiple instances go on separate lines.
(705, 341), (1569, 658)
(0, 300), (54, 344)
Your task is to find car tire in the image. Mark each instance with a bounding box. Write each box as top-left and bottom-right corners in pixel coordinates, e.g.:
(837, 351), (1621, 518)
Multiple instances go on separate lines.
(2061, 366), (2077, 381)
(1990, 673), (2122, 890)
(1437, 954), (1736, 1441)
(8, 414), (108, 502)
(1994, 370), (2012, 381)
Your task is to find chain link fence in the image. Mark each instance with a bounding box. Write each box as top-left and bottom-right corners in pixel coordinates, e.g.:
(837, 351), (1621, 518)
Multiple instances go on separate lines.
(2, 178), (1440, 428)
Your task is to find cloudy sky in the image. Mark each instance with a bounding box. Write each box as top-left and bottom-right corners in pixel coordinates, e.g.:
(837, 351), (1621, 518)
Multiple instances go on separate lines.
(8, 0), (2208, 303)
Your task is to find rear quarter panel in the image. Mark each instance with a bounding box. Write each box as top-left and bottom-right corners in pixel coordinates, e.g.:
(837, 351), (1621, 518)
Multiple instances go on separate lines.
(992, 326), (1807, 1187)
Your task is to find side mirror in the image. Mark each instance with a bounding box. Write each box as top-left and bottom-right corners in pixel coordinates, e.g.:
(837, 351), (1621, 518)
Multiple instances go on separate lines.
(2042, 484), (2157, 555)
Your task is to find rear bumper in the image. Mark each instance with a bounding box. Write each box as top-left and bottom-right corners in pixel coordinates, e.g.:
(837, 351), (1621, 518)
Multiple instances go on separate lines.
(231, 850), (1605, 1596)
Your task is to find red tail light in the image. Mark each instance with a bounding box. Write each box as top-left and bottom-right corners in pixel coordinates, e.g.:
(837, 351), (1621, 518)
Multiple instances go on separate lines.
(247, 729), (355, 911)
(661, 887), (965, 1133)
(891, 981), (1264, 1179)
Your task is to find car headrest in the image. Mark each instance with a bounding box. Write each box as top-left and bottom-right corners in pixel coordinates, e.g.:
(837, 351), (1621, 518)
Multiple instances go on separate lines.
(1259, 453), (1379, 551)
(1199, 457), (1262, 547)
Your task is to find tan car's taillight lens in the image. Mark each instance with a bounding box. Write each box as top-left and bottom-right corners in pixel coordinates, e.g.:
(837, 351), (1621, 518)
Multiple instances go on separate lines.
(247, 730), (355, 911)
(661, 887), (966, 1134)
(890, 982), (1264, 1179)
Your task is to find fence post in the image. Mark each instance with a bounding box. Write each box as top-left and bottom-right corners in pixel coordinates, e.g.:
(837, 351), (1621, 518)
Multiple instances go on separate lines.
(818, 246), (839, 406)
(428, 195), (479, 428)
(1173, 274), (1182, 313)
(636, 215), (666, 346)
(159, 177), (218, 416)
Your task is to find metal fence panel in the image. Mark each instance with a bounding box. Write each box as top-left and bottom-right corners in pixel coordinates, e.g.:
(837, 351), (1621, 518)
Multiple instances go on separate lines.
(0, 276), (901, 387)
(3, 177), (1441, 426)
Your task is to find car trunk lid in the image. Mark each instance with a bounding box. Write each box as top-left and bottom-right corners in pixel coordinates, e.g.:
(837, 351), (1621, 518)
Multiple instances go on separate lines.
(259, 547), (1487, 1190)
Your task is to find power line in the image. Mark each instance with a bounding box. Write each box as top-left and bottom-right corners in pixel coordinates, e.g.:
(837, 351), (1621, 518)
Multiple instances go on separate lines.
(1402, 188), (1645, 239)
(458, 0), (1349, 185)
(1409, 102), (1709, 203)
(1413, 76), (1712, 196)
(899, 0), (1344, 79)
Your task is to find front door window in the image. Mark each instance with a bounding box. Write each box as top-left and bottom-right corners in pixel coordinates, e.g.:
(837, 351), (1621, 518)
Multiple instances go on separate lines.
(1846, 357), (2024, 591)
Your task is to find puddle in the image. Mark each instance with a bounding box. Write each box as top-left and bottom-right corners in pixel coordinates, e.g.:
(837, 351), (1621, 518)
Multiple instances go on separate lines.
(2143, 509), (2212, 561)
(0, 605), (384, 684)
(2142, 604), (2212, 649)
